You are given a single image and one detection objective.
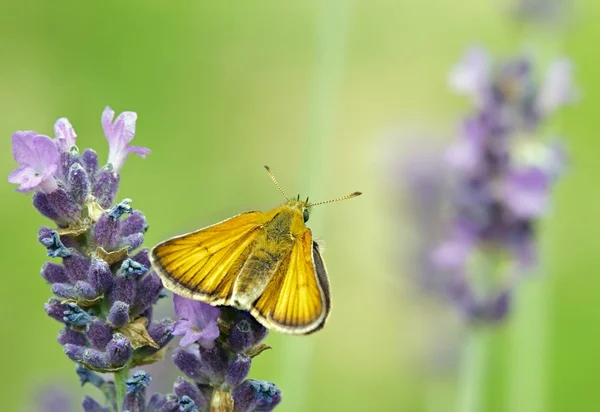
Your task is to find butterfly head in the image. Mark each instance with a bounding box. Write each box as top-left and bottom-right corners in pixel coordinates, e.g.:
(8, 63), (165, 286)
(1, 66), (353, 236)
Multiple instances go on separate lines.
(285, 195), (312, 223)
(264, 165), (362, 224)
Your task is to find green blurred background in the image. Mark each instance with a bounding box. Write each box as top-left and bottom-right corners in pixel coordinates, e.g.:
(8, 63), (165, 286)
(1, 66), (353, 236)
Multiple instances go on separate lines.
(1, 0), (598, 411)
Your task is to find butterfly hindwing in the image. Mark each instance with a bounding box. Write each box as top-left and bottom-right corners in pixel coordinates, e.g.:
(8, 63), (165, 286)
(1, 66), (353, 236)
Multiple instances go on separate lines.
(251, 228), (330, 334)
(150, 211), (267, 304)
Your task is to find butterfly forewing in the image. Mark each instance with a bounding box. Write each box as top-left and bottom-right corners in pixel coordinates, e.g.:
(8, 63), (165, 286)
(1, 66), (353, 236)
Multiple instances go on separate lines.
(150, 212), (267, 304)
(251, 228), (330, 334)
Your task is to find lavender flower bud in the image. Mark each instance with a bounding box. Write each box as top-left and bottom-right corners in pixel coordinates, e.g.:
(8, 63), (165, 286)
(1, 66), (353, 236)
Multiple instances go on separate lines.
(131, 272), (162, 317)
(88, 258), (113, 294)
(107, 274), (136, 306)
(93, 213), (120, 250)
(226, 353), (251, 389)
(76, 365), (105, 388)
(45, 298), (68, 322)
(172, 348), (207, 384)
(107, 301), (130, 328)
(39, 229), (72, 258)
(41, 262), (69, 284)
(68, 163), (90, 205)
(81, 149), (98, 183)
(82, 396), (109, 412)
(64, 345), (110, 370)
(51, 283), (78, 299)
(122, 233), (145, 251)
(32, 192), (61, 221)
(147, 393), (179, 412)
(106, 333), (132, 367)
(123, 371), (151, 412)
(132, 248), (151, 269)
(63, 250), (91, 282)
(198, 346), (228, 384)
(93, 167), (120, 209)
(57, 327), (88, 346)
(179, 396), (199, 412)
(46, 187), (81, 222)
(120, 258), (148, 278)
(87, 319), (113, 350)
(228, 313), (267, 353)
(109, 198), (133, 219)
(59, 150), (79, 181)
(74, 280), (98, 299)
(148, 318), (174, 348)
(173, 377), (204, 410)
(63, 302), (93, 327)
(121, 211), (148, 236)
(232, 380), (282, 412)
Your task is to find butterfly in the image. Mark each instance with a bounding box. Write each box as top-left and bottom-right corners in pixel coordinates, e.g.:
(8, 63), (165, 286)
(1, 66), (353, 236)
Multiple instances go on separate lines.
(149, 166), (361, 335)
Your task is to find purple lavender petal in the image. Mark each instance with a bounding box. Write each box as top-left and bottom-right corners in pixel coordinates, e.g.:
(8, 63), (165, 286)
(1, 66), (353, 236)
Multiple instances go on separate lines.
(9, 132), (59, 193)
(448, 47), (491, 104)
(54, 117), (77, 152)
(102, 106), (150, 173)
(174, 294), (221, 331)
(503, 168), (550, 219)
(537, 58), (577, 115)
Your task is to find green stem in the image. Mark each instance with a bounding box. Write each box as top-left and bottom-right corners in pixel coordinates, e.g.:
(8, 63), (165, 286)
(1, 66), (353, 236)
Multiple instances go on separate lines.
(507, 278), (548, 412)
(457, 326), (490, 412)
(114, 367), (130, 411)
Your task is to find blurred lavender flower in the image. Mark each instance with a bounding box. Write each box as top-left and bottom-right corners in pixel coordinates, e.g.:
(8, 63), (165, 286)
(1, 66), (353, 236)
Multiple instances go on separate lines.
(402, 48), (576, 323)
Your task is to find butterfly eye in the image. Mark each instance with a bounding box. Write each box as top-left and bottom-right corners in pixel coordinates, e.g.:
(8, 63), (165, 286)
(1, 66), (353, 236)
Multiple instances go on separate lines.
(303, 209), (310, 223)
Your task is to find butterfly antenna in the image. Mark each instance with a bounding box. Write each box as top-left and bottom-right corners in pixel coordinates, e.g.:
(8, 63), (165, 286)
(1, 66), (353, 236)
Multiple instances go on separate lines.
(309, 191), (362, 207)
(264, 165), (289, 201)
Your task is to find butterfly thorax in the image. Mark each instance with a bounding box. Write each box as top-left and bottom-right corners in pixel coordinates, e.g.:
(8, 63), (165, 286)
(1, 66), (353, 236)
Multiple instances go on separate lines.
(230, 201), (309, 309)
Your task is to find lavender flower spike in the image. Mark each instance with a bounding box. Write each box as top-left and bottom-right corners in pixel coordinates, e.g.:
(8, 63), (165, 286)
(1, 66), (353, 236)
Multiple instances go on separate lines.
(54, 117), (77, 153)
(172, 294), (221, 348)
(102, 106), (150, 174)
(8, 131), (59, 193)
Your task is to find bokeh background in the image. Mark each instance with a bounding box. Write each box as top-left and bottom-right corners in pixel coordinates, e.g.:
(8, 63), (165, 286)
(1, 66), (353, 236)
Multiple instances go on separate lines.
(1, 0), (597, 411)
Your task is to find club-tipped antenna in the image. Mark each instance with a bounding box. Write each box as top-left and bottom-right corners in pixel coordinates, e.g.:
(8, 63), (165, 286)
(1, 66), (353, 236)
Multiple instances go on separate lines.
(264, 165), (289, 201)
(309, 191), (362, 207)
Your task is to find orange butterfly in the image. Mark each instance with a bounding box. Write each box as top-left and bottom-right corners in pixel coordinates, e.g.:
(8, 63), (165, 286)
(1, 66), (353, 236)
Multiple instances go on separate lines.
(150, 166), (361, 335)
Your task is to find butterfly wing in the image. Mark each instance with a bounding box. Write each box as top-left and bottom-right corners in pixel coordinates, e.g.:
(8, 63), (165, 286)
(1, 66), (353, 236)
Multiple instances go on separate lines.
(251, 228), (331, 335)
(150, 211), (266, 305)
